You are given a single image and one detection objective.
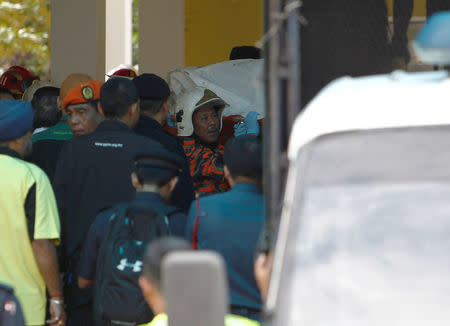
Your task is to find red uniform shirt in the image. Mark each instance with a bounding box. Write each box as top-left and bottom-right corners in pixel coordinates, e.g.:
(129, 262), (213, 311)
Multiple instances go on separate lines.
(183, 138), (230, 197)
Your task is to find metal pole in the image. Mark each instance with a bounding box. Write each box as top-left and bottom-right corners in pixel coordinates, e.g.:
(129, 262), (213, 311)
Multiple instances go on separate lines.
(286, 0), (301, 130)
(263, 0), (283, 241)
(263, 0), (302, 246)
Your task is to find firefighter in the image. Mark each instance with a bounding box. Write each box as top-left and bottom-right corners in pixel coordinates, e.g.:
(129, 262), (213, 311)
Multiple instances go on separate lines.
(175, 87), (230, 197)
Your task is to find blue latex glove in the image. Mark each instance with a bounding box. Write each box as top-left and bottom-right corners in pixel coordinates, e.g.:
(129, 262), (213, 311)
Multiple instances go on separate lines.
(167, 112), (177, 127)
(234, 121), (247, 137)
(244, 111), (260, 136)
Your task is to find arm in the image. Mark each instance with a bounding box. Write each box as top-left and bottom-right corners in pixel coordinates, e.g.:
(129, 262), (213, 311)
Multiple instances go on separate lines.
(77, 211), (111, 288)
(32, 240), (62, 297)
(25, 164), (65, 325)
(32, 239), (65, 325)
(78, 277), (93, 289)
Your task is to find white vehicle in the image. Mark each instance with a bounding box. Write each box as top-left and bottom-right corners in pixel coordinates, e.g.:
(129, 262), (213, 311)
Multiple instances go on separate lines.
(266, 12), (450, 326)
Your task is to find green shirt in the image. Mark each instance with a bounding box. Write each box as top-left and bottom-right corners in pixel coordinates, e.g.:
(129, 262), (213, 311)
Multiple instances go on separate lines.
(32, 115), (73, 143)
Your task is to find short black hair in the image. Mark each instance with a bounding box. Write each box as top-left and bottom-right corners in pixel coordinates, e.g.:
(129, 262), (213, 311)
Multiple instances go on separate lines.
(224, 135), (262, 181)
(135, 164), (179, 187)
(0, 86), (14, 98)
(31, 87), (61, 128)
(139, 98), (166, 116)
(100, 77), (138, 118)
(229, 46), (262, 60)
(142, 237), (191, 289)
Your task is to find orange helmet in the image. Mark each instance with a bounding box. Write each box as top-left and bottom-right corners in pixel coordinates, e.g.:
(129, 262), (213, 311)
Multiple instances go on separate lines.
(0, 66), (39, 98)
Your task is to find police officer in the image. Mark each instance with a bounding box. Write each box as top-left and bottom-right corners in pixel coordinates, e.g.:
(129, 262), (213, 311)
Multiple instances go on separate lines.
(53, 77), (165, 326)
(133, 73), (194, 211)
(185, 136), (264, 321)
(138, 238), (260, 326)
(77, 146), (188, 287)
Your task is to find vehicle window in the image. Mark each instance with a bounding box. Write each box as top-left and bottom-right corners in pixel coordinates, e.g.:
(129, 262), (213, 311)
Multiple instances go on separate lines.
(285, 182), (450, 325)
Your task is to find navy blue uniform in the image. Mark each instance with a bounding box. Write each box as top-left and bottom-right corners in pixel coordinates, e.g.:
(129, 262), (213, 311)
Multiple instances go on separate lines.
(135, 115), (194, 211)
(185, 183), (264, 321)
(78, 191), (187, 282)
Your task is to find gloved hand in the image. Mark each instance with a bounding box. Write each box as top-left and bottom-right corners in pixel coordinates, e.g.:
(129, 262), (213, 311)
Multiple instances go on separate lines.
(244, 111), (260, 136)
(234, 111), (260, 137)
(167, 112), (177, 128)
(234, 121), (247, 137)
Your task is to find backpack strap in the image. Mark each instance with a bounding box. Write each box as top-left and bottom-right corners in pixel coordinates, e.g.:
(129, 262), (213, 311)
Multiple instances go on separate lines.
(154, 205), (184, 236)
(192, 196), (201, 249)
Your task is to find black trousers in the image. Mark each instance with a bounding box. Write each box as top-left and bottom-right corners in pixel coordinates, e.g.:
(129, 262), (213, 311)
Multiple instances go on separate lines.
(66, 304), (93, 326)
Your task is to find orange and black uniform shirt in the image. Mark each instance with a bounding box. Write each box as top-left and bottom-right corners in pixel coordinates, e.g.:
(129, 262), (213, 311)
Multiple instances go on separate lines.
(183, 138), (230, 197)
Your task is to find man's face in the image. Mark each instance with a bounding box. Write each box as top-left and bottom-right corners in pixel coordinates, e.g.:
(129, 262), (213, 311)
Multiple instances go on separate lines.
(66, 102), (103, 136)
(192, 106), (220, 143)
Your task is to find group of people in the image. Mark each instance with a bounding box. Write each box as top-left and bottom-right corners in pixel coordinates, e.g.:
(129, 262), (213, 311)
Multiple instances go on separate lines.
(0, 65), (267, 326)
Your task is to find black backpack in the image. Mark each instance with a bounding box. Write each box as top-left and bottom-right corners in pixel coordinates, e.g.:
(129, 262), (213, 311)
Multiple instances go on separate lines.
(93, 202), (179, 326)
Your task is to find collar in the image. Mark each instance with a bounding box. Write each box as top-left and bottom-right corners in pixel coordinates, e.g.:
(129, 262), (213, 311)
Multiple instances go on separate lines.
(137, 115), (162, 130)
(232, 183), (262, 194)
(95, 120), (132, 133)
(193, 134), (219, 149)
(0, 147), (21, 159)
(134, 191), (166, 204)
(61, 114), (69, 122)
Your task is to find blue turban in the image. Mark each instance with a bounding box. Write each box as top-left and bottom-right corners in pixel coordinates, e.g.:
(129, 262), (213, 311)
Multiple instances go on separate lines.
(0, 100), (34, 141)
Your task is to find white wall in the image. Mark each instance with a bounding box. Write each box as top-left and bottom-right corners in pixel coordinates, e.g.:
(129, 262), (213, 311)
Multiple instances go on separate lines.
(50, 0), (106, 85)
(105, 0), (132, 75)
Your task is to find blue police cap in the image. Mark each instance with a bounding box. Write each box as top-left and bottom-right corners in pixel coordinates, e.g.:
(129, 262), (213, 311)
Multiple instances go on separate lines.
(413, 11), (450, 66)
(133, 73), (170, 100)
(134, 147), (184, 184)
(135, 147), (183, 172)
(0, 100), (34, 141)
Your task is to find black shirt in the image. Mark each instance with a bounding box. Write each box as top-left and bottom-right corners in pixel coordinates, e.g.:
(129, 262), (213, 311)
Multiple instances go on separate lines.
(29, 139), (66, 181)
(134, 115), (194, 211)
(53, 120), (166, 263)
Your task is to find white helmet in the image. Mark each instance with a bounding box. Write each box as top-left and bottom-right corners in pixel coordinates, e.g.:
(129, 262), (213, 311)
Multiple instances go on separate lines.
(175, 86), (228, 137)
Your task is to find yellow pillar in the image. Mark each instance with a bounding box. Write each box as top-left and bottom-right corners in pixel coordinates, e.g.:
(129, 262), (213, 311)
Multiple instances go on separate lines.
(185, 0), (263, 67)
(137, 0), (262, 77)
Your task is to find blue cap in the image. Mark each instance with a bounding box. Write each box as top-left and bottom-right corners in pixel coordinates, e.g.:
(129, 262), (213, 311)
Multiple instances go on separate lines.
(0, 100), (34, 141)
(413, 11), (450, 65)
